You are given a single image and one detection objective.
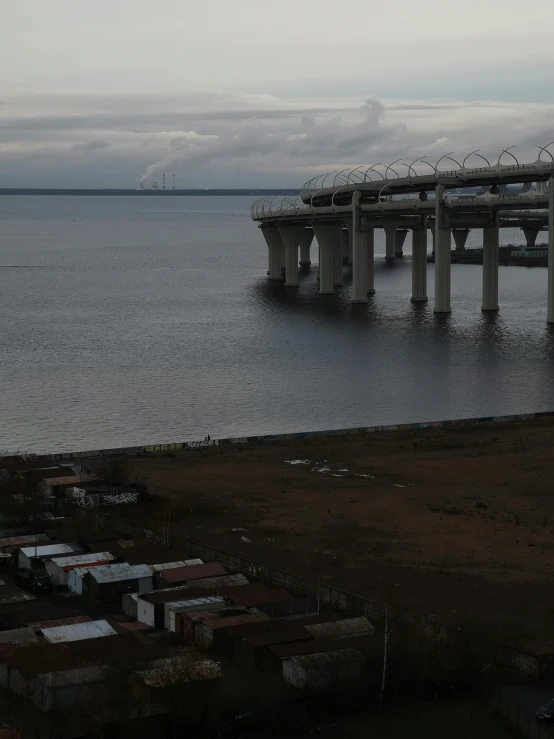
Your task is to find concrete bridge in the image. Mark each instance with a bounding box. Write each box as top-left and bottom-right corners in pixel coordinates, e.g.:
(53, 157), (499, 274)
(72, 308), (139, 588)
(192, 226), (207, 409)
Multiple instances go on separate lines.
(251, 146), (554, 321)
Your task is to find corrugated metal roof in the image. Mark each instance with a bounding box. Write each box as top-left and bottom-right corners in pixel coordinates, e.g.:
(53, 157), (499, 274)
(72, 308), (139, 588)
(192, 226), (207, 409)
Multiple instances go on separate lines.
(177, 573), (248, 589)
(177, 608), (247, 625)
(290, 648), (365, 668)
(220, 617), (286, 640)
(228, 588), (293, 607)
(159, 562), (227, 583)
(165, 596), (224, 610)
(27, 616), (92, 630)
(88, 563), (152, 584)
(304, 617), (374, 640)
(151, 559), (203, 571)
(0, 642), (79, 676)
(41, 619), (117, 643)
(270, 634), (375, 660)
(244, 626), (312, 648)
(202, 613), (270, 631)
(42, 473), (97, 486)
(48, 552), (115, 571)
(19, 543), (80, 558)
(121, 546), (190, 566)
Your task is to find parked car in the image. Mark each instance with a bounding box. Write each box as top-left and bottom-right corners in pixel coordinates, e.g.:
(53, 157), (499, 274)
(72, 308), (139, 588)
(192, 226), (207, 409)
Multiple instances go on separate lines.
(13, 568), (51, 594)
(535, 699), (554, 721)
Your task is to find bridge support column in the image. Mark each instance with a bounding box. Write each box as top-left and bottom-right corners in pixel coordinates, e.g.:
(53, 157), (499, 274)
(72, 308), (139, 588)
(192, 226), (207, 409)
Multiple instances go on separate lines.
(482, 216), (499, 311)
(434, 185), (451, 313)
(299, 228), (313, 267)
(411, 226), (428, 302)
(452, 229), (469, 251)
(260, 224), (284, 281)
(341, 229), (350, 265)
(278, 224), (308, 287)
(548, 179), (554, 323)
(350, 194), (367, 303)
(367, 226), (375, 295)
(384, 224), (397, 261)
(333, 237), (343, 286)
(314, 223), (342, 294)
(523, 227), (539, 248)
(395, 229), (408, 258)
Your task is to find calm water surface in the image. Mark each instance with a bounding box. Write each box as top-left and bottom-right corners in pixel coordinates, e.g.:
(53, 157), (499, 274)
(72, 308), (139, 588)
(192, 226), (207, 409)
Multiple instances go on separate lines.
(0, 195), (552, 453)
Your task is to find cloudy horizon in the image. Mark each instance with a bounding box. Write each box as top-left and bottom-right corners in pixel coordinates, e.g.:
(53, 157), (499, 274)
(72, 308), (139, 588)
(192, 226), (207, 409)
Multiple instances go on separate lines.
(2, 0), (554, 188)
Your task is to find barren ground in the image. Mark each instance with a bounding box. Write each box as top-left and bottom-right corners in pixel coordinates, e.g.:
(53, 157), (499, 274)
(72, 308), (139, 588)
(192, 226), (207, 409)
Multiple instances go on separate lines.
(127, 417), (554, 653)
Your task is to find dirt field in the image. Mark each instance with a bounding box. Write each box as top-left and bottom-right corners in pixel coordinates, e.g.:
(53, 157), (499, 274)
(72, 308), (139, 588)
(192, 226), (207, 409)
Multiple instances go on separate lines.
(128, 417), (554, 653)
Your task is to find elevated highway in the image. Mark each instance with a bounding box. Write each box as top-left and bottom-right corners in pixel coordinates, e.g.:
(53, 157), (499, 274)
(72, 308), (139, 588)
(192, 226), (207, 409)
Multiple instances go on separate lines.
(251, 146), (554, 320)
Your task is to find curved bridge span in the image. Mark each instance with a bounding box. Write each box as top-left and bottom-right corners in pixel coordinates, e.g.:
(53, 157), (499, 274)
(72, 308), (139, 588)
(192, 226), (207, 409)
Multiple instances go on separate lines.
(251, 146), (554, 321)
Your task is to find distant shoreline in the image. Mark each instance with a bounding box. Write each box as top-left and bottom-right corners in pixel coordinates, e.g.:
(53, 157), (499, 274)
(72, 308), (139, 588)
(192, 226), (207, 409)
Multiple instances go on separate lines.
(0, 188), (298, 196)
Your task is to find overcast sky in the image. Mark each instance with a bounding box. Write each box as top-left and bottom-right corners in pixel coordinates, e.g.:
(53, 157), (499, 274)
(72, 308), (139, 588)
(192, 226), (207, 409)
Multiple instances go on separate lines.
(1, 0), (554, 188)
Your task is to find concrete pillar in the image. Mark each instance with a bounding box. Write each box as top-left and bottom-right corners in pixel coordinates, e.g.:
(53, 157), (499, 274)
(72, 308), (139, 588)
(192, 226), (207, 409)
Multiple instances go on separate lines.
(523, 227), (539, 248)
(260, 223), (284, 281)
(546, 177), (554, 323)
(395, 229), (408, 258)
(341, 229), (350, 264)
(411, 227), (428, 302)
(367, 226), (375, 295)
(430, 227), (435, 257)
(350, 193), (367, 303)
(384, 224), (397, 261)
(434, 185), (451, 313)
(279, 224), (309, 287)
(452, 229), (469, 251)
(299, 228), (313, 266)
(482, 217), (499, 311)
(333, 236), (343, 286)
(313, 223), (342, 294)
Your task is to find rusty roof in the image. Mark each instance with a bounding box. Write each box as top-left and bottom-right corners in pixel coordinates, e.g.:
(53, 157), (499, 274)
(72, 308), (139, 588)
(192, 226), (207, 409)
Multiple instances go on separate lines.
(244, 626), (313, 648)
(291, 648), (365, 668)
(270, 634), (375, 660)
(305, 617), (374, 640)
(0, 642), (79, 676)
(177, 607), (248, 625)
(27, 616), (92, 630)
(68, 633), (167, 665)
(201, 612), (270, 631)
(121, 546), (190, 566)
(159, 562), (227, 583)
(0, 534), (48, 549)
(42, 473), (98, 486)
(134, 656), (220, 687)
(0, 585), (35, 605)
(219, 618), (290, 640)
(227, 588), (293, 607)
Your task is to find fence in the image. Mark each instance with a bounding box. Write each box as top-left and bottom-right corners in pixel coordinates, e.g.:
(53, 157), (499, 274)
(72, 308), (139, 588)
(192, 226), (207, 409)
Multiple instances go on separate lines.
(491, 687), (553, 739)
(76, 509), (543, 680)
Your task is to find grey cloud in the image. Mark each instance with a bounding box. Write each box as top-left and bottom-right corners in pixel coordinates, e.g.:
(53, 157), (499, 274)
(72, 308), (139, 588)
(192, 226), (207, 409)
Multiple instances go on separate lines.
(70, 140), (111, 153)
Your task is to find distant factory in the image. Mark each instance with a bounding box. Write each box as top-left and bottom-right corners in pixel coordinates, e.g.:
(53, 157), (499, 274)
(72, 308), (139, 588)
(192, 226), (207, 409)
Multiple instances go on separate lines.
(137, 174), (176, 191)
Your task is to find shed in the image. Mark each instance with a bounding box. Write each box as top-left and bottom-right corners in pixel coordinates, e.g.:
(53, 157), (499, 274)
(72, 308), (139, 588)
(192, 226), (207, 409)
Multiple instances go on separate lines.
(83, 563), (153, 602)
(235, 626), (313, 673)
(175, 607), (249, 641)
(195, 612), (271, 651)
(27, 616), (92, 631)
(151, 559), (203, 572)
(119, 546), (190, 567)
(158, 562), (227, 586)
(13, 662), (109, 711)
(226, 588), (304, 618)
(122, 592), (141, 620)
(45, 552), (115, 587)
(211, 617), (290, 658)
(267, 634), (375, 675)
(132, 656), (220, 718)
(0, 534), (48, 554)
(0, 642), (79, 693)
(304, 616), (374, 640)
(67, 566), (105, 595)
(283, 648), (366, 691)
(40, 619), (117, 643)
(164, 597), (225, 632)
(155, 572), (248, 591)
(0, 585), (36, 607)
(18, 543), (83, 570)
(135, 586), (216, 628)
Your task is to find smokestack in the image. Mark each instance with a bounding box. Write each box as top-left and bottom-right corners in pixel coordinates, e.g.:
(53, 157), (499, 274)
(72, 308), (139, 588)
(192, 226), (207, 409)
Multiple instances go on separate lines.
(162, 173), (166, 190)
